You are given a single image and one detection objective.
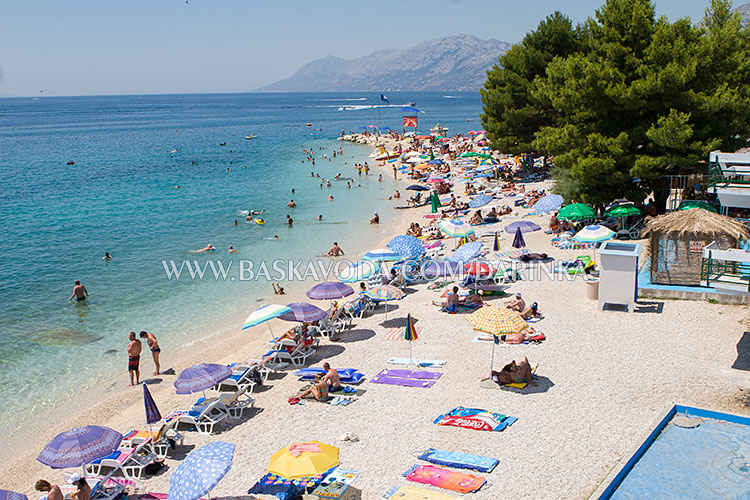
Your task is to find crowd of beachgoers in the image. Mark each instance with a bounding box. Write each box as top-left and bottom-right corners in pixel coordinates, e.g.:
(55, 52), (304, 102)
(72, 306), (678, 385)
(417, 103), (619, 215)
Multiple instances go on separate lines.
(5, 128), (749, 500)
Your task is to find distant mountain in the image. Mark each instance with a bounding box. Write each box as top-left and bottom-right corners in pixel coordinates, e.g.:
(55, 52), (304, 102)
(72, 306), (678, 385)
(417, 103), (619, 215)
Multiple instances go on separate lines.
(256, 35), (510, 92)
(736, 2), (750, 27)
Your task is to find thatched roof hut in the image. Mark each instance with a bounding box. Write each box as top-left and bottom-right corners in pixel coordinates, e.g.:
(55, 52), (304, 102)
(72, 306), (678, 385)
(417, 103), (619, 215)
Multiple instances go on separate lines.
(645, 208), (749, 286)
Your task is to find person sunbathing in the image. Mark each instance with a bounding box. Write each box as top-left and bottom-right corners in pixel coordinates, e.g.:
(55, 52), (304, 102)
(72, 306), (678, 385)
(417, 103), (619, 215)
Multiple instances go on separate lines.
(469, 210), (483, 225)
(322, 362), (343, 392)
(462, 291), (484, 307)
(328, 301), (340, 320)
(484, 207), (499, 222)
(504, 292), (525, 312)
(433, 286), (460, 308)
(296, 373), (329, 402)
(520, 302), (540, 319)
(35, 480), (63, 500)
(481, 356), (536, 386)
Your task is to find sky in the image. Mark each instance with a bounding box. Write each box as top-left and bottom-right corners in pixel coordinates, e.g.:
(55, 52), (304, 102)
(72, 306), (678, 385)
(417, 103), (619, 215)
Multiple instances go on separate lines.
(0, 0), (719, 96)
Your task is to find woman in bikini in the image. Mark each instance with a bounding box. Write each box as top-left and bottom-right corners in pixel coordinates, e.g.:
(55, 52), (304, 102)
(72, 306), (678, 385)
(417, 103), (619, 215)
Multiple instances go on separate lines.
(139, 331), (161, 375)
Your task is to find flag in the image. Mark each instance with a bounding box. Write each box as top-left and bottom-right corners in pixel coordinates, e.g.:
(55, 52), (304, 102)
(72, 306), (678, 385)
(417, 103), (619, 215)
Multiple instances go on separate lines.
(380, 94), (389, 103)
(403, 116), (418, 128)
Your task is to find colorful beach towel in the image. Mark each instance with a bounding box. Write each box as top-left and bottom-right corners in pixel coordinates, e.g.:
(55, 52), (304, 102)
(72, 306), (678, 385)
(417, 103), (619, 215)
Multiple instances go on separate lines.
(370, 375), (436, 388)
(388, 358), (446, 368)
(417, 448), (498, 473)
(248, 469), (331, 500)
(383, 325), (423, 341)
(377, 368), (442, 380)
(311, 468), (360, 499)
(434, 407), (517, 432)
(381, 485), (462, 500)
(403, 464), (485, 494)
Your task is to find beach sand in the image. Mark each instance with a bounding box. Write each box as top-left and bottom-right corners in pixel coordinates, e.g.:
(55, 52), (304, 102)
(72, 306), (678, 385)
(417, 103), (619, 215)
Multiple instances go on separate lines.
(4, 148), (750, 499)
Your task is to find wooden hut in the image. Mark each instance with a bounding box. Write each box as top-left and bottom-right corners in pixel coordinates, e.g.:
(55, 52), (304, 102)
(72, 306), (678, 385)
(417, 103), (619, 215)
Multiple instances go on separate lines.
(645, 208), (748, 286)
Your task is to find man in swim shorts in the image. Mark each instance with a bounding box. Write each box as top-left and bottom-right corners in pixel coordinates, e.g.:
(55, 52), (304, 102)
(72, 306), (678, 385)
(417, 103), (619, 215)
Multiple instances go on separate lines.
(139, 331), (160, 376)
(127, 331), (142, 386)
(69, 280), (88, 302)
(322, 362), (343, 392)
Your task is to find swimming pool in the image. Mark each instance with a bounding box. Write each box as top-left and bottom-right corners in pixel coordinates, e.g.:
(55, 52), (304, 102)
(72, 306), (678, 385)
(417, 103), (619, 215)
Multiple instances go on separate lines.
(597, 405), (750, 500)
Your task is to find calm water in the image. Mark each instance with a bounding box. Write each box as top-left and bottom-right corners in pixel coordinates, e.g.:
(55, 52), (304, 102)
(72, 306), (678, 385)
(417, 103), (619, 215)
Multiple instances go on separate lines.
(0, 91), (481, 430)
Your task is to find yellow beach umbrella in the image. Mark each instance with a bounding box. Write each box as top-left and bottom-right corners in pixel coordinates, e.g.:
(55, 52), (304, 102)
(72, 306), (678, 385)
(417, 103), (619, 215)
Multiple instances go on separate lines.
(465, 306), (528, 336)
(268, 441), (339, 479)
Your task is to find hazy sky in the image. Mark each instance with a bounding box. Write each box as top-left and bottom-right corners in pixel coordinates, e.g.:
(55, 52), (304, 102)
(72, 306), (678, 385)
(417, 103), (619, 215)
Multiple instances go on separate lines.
(0, 0), (717, 96)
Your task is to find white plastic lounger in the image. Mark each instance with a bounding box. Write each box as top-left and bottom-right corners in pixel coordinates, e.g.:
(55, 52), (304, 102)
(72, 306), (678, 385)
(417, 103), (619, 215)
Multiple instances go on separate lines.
(194, 384), (255, 420)
(166, 399), (228, 435)
(387, 358), (447, 367)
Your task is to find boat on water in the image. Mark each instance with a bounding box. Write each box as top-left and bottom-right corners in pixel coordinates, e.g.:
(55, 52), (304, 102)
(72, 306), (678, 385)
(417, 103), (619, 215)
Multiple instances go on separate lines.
(245, 134), (258, 140)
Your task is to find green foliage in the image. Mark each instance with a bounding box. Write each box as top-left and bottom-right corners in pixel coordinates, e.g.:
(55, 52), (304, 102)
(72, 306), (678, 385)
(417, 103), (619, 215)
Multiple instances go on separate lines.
(481, 0), (750, 207)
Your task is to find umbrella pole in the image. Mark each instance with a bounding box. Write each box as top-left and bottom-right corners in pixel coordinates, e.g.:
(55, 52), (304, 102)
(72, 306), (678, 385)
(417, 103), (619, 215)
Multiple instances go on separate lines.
(489, 338), (496, 377)
(267, 322), (275, 340)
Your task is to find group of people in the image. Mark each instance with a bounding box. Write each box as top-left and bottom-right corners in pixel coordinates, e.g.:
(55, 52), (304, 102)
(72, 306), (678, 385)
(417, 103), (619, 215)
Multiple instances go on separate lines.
(127, 331), (161, 386)
(505, 292), (541, 320)
(295, 362), (343, 401)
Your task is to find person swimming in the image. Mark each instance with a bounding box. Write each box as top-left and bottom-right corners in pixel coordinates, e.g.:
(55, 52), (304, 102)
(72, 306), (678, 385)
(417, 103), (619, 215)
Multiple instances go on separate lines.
(102, 252), (112, 262)
(195, 244), (215, 253)
(286, 215), (294, 225)
(228, 245), (237, 253)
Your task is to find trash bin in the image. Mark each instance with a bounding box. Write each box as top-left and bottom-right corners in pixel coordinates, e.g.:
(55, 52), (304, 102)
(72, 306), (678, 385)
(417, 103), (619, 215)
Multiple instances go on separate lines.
(585, 278), (599, 300)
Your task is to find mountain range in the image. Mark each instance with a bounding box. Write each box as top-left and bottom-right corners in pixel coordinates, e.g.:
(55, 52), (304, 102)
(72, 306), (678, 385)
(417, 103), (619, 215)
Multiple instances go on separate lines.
(256, 35), (510, 92)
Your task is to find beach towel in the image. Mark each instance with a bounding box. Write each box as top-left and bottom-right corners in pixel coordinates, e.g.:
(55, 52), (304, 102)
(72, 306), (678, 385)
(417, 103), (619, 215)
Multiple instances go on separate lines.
(434, 407), (516, 432)
(311, 468), (360, 499)
(371, 375), (436, 388)
(293, 367), (365, 384)
(248, 469), (332, 500)
(383, 325), (423, 341)
(417, 448), (498, 473)
(388, 358), (446, 368)
(377, 368), (442, 380)
(403, 464), (485, 494)
(381, 485), (462, 500)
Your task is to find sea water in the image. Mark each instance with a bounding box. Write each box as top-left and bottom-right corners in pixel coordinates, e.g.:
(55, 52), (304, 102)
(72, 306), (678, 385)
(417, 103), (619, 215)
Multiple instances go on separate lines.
(0, 91), (481, 432)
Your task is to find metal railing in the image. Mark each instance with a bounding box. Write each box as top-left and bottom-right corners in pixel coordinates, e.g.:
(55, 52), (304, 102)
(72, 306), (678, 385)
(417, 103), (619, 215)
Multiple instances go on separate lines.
(700, 251), (750, 292)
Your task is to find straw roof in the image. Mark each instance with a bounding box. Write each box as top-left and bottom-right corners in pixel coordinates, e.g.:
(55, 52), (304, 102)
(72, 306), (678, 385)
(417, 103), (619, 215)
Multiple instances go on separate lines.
(645, 208), (749, 241)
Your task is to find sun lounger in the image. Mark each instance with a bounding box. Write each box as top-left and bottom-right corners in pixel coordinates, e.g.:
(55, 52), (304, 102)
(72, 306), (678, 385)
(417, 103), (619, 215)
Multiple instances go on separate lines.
(61, 473), (130, 500)
(85, 437), (156, 480)
(387, 358), (446, 368)
(241, 354), (290, 380)
(122, 426), (183, 460)
(194, 384), (255, 420)
(165, 398), (228, 435)
(263, 339), (313, 367)
(213, 365), (261, 394)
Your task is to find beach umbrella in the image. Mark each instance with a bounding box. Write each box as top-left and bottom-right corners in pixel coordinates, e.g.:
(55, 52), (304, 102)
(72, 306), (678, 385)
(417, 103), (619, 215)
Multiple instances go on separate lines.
(679, 201), (718, 213)
(474, 165), (495, 173)
(0, 491), (27, 500)
(438, 219), (475, 238)
(279, 302), (327, 323)
(427, 158), (444, 165)
(532, 194), (564, 214)
(37, 426), (123, 469)
(421, 260), (463, 279)
(338, 260), (379, 283)
(168, 441), (234, 500)
(404, 313), (419, 366)
(468, 194), (492, 208)
(243, 304), (292, 338)
(558, 203), (595, 221)
(306, 281), (354, 300)
(174, 363), (232, 395)
(512, 227), (526, 249)
(362, 248), (402, 262)
(387, 235), (426, 259)
(604, 203), (641, 217)
(268, 441), (339, 479)
(493, 232), (500, 252)
(504, 221), (541, 234)
(465, 262), (494, 278)
(449, 241), (484, 262)
(143, 383), (162, 445)
(405, 184), (429, 191)
(466, 306), (529, 377)
(430, 191), (442, 213)
(573, 224), (615, 243)
(364, 284), (405, 320)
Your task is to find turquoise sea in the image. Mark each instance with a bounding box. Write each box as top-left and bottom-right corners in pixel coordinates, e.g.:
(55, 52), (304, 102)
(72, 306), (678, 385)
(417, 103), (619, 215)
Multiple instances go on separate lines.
(0, 91), (481, 432)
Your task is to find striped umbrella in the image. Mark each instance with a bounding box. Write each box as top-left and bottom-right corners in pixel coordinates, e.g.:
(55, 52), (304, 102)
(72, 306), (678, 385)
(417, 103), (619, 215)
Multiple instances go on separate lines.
(306, 281), (355, 300)
(338, 260), (379, 283)
(532, 194), (564, 214)
(449, 241), (484, 262)
(143, 383), (162, 426)
(439, 219), (475, 238)
(387, 235), (426, 259)
(0, 492), (28, 500)
(243, 303), (292, 338)
(168, 442), (234, 500)
(279, 303), (327, 323)
(404, 313), (419, 366)
(37, 426), (123, 469)
(362, 248), (402, 262)
(465, 262), (494, 278)
(573, 225), (615, 243)
(468, 194), (492, 208)
(364, 285), (405, 320)
(174, 363), (232, 395)
(504, 221), (541, 234)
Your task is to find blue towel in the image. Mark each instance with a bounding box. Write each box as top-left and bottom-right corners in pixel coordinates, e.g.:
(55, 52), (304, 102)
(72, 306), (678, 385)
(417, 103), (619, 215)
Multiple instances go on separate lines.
(417, 448), (499, 473)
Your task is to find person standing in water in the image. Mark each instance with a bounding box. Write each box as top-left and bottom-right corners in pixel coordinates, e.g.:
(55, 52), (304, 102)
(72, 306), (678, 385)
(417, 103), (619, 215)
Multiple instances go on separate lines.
(102, 252), (112, 262)
(127, 332), (141, 386)
(139, 331), (160, 376)
(69, 280), (88, 302)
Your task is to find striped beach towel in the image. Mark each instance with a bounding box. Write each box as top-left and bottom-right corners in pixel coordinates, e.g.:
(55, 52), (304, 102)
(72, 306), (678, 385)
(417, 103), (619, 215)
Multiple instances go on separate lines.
(382, 325), (422, 341)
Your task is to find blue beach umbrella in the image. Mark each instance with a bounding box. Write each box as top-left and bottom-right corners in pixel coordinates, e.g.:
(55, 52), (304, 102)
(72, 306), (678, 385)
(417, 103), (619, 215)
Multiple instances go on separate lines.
(468, 194), (492, 208)
(174, 364), (232, 395)
(493, 232), (500, 252)
(512, 227), (526, 249)
(449, 241), (485, 263)
(387, 235), (426, 260)
(279, 302), (327, 323)
(242, 304), (292, 339)
(438, 219), (475, 238)
(573, 224), (615, 243)
(422, 260), (463, 279)
(306, 281), (355, 300)
(0, 492), (28, 500)
(37, 426), (123, 469)
(405, 184), (429, 191)
(504, 221), (541, 234)
(427, 159), (444, 165)
(168, 441), (234, 500)
(143, 384), (162, 426)
(532, 194), (564, 214)
(362, 248), (402, 262)
(337, 260), (380, 283)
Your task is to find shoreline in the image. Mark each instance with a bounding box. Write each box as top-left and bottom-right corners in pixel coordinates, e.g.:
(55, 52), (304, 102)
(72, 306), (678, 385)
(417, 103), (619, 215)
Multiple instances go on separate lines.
(0, 138), (417, 492)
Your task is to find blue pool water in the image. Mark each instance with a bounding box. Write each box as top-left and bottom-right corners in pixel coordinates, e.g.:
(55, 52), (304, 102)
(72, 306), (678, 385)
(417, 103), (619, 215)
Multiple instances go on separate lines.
(0, 91), (482, 431)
